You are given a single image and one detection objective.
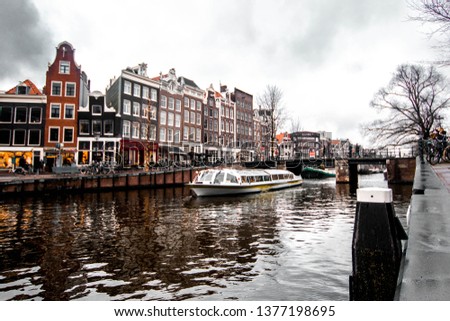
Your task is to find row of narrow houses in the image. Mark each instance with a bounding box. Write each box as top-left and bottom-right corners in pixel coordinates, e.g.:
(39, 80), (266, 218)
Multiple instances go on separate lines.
(0, 41), (337, 171)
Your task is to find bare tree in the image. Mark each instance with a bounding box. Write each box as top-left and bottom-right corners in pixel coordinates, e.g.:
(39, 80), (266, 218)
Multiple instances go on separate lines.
(289, 116), (303, 133)
(362, 64), (449, 146)
(257, 85), (286, 159)
(409, 0), (450, 64)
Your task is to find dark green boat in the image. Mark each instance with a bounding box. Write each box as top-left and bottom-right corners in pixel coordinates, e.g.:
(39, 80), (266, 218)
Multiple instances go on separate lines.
(301, 166), (336, 179)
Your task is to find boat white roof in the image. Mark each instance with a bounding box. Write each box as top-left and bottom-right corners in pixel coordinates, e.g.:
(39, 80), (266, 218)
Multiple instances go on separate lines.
(199, 168), (293, 176)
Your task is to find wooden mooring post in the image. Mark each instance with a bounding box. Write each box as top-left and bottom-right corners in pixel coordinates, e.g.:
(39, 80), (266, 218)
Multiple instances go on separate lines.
(349, 187), (408, 300)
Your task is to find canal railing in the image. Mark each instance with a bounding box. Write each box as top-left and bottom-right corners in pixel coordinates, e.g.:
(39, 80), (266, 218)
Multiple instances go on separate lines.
(350, 156), (450, 300)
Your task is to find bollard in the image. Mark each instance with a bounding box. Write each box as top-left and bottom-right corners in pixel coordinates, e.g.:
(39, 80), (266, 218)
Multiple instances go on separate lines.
(349, 187), (407, 301)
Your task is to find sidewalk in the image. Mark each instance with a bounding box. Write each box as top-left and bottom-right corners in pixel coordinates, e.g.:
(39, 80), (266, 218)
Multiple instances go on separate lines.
(432, 162), (450, 193)
(396, 160), (450, 300)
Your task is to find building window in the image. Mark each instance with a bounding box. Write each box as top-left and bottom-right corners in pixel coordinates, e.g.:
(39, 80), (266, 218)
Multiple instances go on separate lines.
(28, 129), (40, 146)
(196, 128), (201, 142)
(79, 120), (89, 135)
(174, 129), (180, 143)
(51, 82), (62, 96)
(183, 126), (189, 140)
(196, 101), (202, 111)
(141, 124), (148, 140)
(190, 111), (195, 124)
(150, 106), (157, 120)
(92, 120), (102, 134)
(168, 112), (174, 126)
(63, 127), (74, 143)
(13, 129), (26, 145)
(92, 104), (102, 115)
(149, 125), (156, 140)
(0, 129), (10, 145)
(49, 127), (59, 142)
(168, 97), (174, 110)
(190, 127), (195, 141)
(29, 107), (42, 123)
(191, 99), (195, 110)
(132, 122), (140, 138)
(50, 104), (61, 118)
(64, 104), (75, 119)
(123, 99), (131, 115)
(66, 83), (76, 97)
(151, 88), (157, 101)
(176, 99), (181, 112)
(133, 84), (141, 97)
(59, 61), (70, 74)
(17, 85), (29, 95)
(142, 86), (149, 99)
(184, 110), (189, 123)
(196, 112), (201, 125)
(124, 81), (132, 95)
(133, 102), (140, 117)
(167, 128), (173, 142)
(142, 104), (148, 119)
(0, 106), (13, 123)
(160, 111), (166, 125)
(14, 107), (27, 123)
(161, 95), (167, 108)
(175, 114), (181, 128)
(104, 120), (114, 135)
(184, 97), (189, 108)
(122, 120), (131, 137)
(159, 128), (166, 142)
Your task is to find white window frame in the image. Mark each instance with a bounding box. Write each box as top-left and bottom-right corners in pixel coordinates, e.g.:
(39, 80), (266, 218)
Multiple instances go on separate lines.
(133, 84), (141, 97)
(123, 99), (131, 115)
(133, 102), (140, 117)
(48, 126), (60, 143)
(65, 82), (76, 97)
(63, 127), (74, 143)
(123, 120), (131, 137)
(124, 81), (132, 95)
(59, 61), (70, 74)
(64, 104), (75, 119)
(13, 129), (26, 146)
(28, 129), (41, 146)
(50, 104), (61, 119)
(29, 107), (42, 124)
(132, 122), (140, 139)
(150, 88), (157, 101)
(51, 81), (62, 96)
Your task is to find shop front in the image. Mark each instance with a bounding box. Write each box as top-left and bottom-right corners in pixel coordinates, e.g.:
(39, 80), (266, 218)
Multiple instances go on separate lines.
(120, 139), (146, 168)
(0, 148), (43, 171)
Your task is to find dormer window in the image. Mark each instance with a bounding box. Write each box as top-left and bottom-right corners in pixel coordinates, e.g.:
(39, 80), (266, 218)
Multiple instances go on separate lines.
(60, 61), (70, 74)
(16, 85), (29, 95)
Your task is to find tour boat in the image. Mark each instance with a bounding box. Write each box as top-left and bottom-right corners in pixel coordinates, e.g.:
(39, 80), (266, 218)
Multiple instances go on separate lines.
(188, 168), (303, 197)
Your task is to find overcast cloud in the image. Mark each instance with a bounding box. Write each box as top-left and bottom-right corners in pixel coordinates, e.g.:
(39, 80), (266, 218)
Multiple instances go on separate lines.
(0, 0), (52, 88)
(0, 0), (443, 145)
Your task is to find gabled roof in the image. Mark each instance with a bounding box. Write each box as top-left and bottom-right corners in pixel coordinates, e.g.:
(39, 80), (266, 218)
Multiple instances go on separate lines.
(6, 79), (43, 95)
(178, 76), (200, 89)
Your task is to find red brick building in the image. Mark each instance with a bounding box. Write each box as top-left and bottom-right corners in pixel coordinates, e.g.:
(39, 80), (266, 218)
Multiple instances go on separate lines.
(43, 41), (89, 167)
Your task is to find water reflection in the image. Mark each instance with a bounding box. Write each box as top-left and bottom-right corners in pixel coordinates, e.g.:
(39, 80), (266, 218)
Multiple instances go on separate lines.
(0, 174), (411, 301)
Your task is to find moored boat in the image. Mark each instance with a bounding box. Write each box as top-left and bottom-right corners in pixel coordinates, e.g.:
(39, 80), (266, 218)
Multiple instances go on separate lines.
(188, 168), (303, 197)
(301, 166), (336, 179)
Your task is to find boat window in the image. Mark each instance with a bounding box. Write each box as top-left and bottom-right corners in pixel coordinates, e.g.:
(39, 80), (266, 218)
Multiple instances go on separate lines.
(256, 176), (263, 182)
(199, 171), (214, 182)
(226, 173), (238, 183)
(264, 175), (271, 181)
(214, 172), (225, 184)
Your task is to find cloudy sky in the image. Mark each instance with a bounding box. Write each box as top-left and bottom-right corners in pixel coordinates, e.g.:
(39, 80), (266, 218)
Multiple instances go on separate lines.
(0, 0), (444, 145)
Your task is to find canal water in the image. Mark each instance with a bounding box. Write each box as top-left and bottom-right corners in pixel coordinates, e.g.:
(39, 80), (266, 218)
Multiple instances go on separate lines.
(0, 173), (411, 301)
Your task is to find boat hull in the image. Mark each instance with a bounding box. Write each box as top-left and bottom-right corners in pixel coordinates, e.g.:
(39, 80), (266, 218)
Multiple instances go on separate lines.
(188, 179), (303, 197)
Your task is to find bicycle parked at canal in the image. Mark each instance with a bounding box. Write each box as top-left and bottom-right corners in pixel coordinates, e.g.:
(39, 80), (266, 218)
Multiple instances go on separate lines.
(79, 161), (117, 175)
(421, 128), (450, 165)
